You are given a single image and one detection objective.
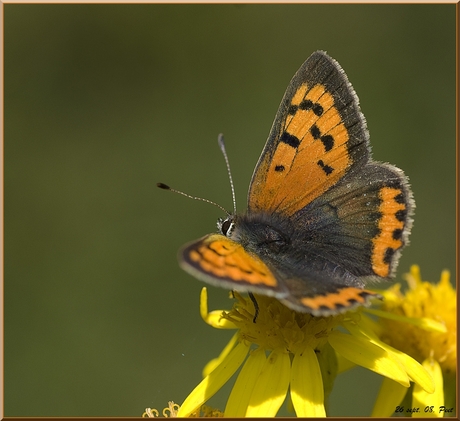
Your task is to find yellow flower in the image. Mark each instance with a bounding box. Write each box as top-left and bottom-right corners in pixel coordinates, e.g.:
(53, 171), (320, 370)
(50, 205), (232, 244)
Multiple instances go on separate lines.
(142, 402), (180, 417)
(143, 402), (223, 418)
(177, 287), (434, 417)
(369, 265), (456, 418)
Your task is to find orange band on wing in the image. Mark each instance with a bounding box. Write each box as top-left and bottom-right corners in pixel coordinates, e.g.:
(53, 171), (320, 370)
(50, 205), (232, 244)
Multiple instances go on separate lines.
(300, 287), (376, 311)
(187, 235), (278, 287)
(371, 187), (406, 277)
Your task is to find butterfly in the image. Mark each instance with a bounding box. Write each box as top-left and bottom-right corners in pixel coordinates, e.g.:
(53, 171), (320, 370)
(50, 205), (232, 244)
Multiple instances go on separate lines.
(160, 50), (414, 317)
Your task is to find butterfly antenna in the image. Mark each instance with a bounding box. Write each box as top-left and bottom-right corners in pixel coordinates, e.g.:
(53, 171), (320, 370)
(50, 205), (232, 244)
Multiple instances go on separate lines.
(217, 133), (237, 214)
(157, 183), (230, 216)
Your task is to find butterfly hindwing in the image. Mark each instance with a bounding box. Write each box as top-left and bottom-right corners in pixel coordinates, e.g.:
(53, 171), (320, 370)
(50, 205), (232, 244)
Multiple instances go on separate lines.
(279, 277), (379, 317)
(290, 162), (414, 281)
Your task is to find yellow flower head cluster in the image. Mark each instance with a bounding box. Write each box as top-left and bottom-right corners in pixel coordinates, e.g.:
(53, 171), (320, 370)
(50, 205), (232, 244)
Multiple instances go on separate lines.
(379, 265), (456, 374)
(370, 265), (456, 418)
(176, 286), (434, 417)
(143, 266), (454, 418)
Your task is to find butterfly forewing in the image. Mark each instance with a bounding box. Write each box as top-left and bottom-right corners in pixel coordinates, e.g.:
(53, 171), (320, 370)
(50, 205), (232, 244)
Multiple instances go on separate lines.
(248, 51), (369, 216)
(180, 234), (285, 295)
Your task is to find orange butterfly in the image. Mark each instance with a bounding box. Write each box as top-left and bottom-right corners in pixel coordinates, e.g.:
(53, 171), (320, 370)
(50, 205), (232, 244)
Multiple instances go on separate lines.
(160, 51), (413, 317)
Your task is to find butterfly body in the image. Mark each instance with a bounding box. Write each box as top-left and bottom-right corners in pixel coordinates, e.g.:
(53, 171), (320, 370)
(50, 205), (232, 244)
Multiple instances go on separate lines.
(175, 51), (413, 317)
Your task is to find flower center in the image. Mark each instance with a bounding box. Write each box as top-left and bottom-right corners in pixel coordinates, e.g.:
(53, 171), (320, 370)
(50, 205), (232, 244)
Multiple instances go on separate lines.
(223, 292), (343, 354)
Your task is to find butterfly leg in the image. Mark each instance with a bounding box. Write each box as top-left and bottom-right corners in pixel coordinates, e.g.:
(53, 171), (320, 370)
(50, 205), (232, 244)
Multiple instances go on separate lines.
(248, 292), (259, 323)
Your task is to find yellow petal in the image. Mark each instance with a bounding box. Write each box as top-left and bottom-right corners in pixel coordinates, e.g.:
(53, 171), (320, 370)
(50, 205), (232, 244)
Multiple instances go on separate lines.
(365, 308), (447, 333)
(202, 333), (238, 377)
(225, 349), (267, 417)
(290, 347), (326, 417)
(412, 358), (445, 418)
(359, 312), (383, 336)
(329, 331), (410, 387)
(315, 342), (338, 403)
(343, 320), (435, 394)
(246, 347), (291, 417)
(200, 288), (236, 329)
(393, 350), (435, 394)
(177, 341), (249, 417)
(336, 351), (356, 374)
(372, 377), (408, 417)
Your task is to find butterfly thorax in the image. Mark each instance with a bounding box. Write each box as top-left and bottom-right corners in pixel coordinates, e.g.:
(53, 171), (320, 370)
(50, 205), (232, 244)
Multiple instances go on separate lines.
(219, 212), (295, 262)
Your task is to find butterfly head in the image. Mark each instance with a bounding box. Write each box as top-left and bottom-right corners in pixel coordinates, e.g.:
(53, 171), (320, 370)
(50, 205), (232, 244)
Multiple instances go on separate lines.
(217, 215), (236, 238)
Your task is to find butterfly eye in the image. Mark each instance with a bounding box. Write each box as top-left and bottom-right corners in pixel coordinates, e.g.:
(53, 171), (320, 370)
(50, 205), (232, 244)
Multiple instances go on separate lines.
(219, 217), (235, 237)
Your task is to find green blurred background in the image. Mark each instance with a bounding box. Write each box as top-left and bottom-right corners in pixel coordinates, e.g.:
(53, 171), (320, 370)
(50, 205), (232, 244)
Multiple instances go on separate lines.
(5, 4), (456, 417)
